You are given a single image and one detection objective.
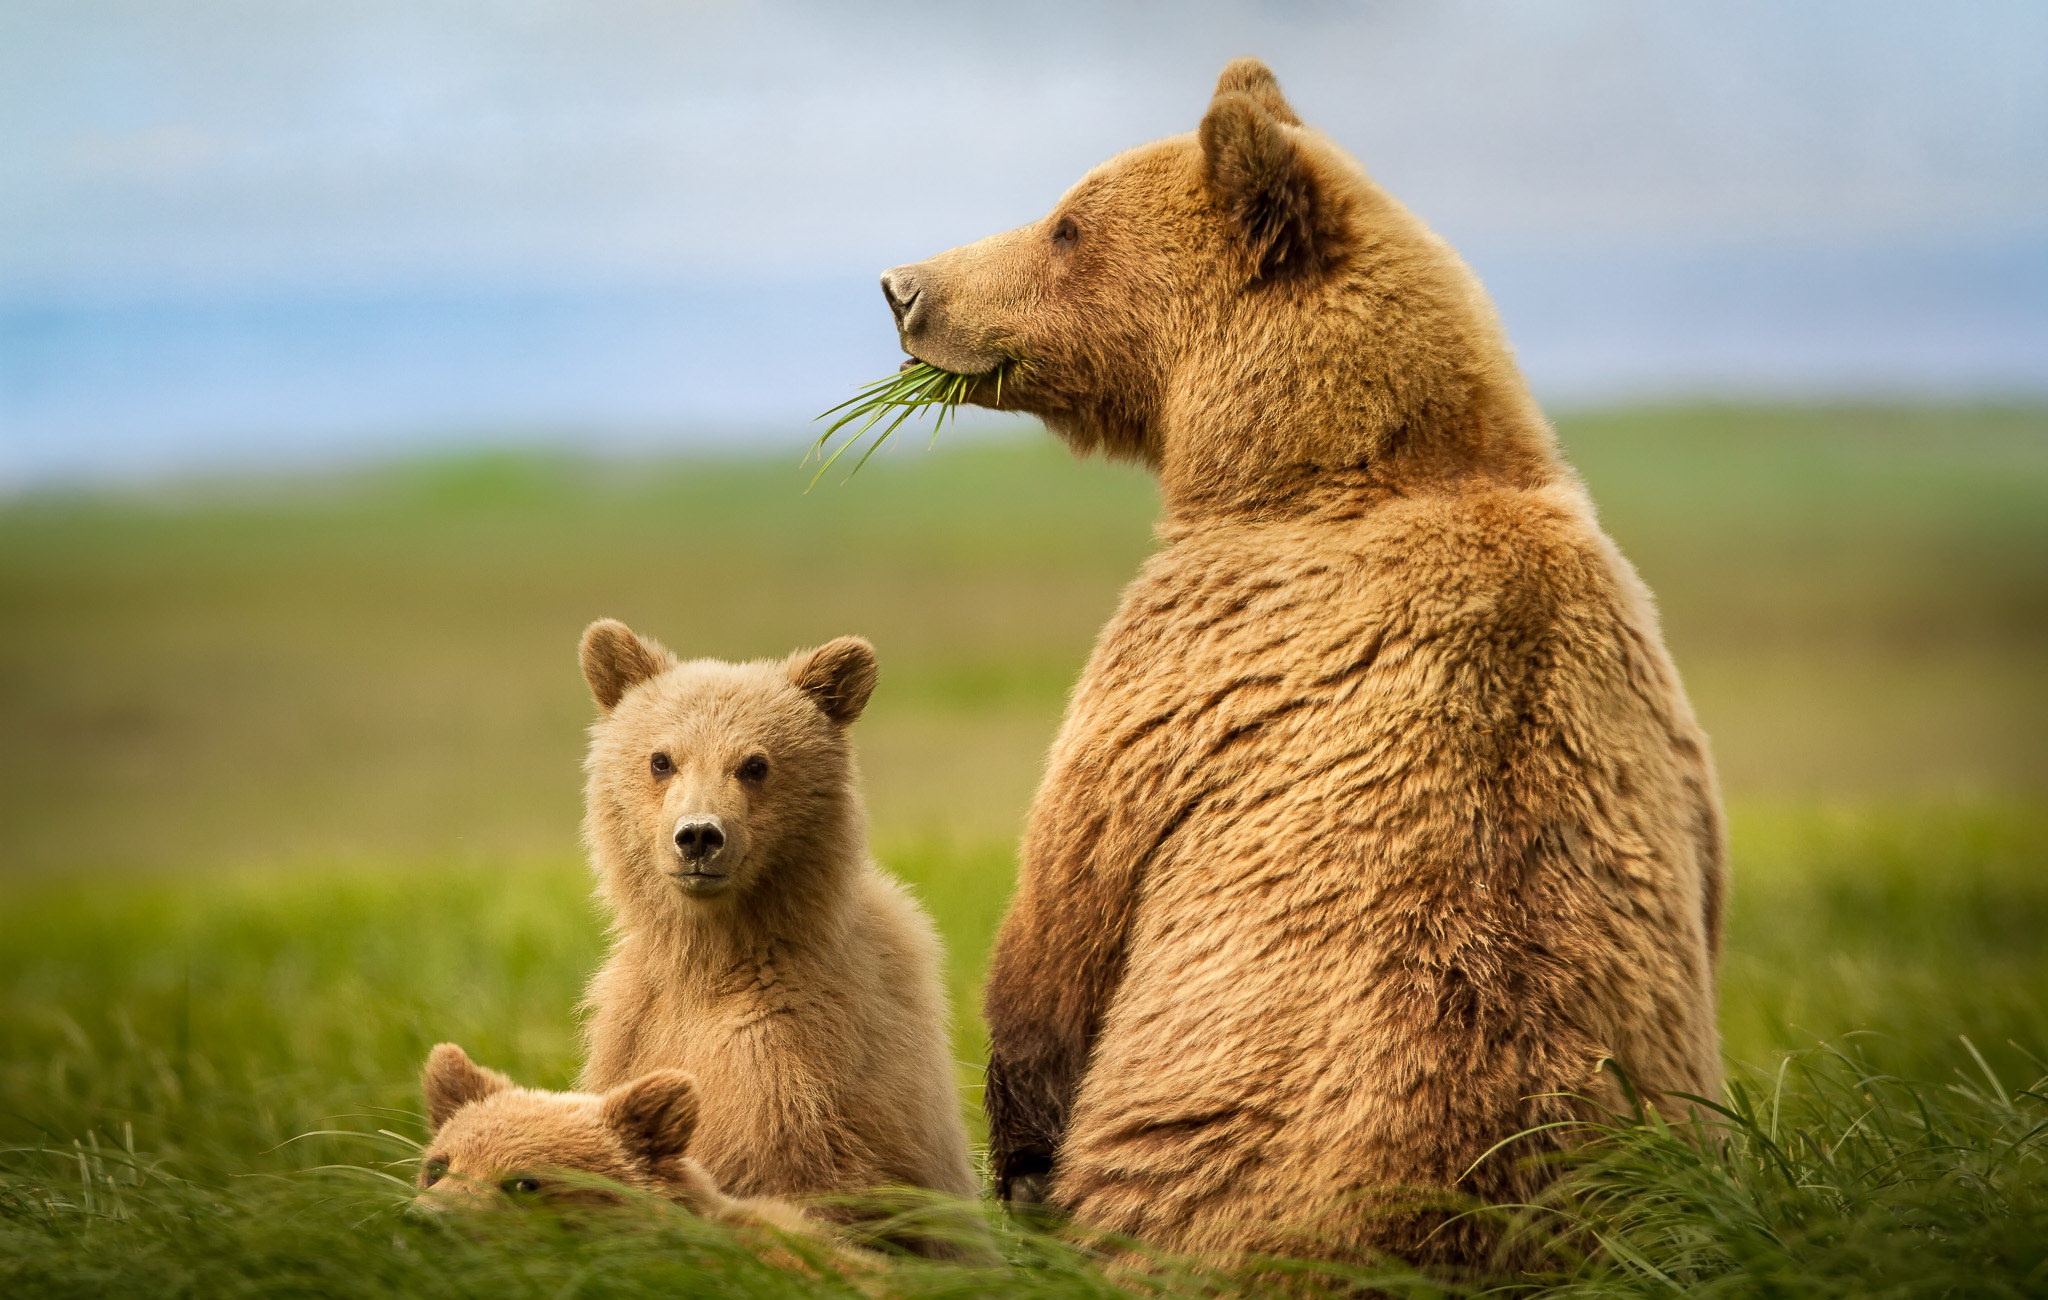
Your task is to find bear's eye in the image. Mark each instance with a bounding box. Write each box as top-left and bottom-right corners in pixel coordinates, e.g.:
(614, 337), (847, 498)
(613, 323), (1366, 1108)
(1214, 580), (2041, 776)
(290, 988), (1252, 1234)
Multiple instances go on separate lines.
(503, 1176), (542, 1195)
(650, 752), (674, 778)
(737, 755), (769, 784)
(1051, 216), (1079, 249)
(421, 1158), (448, 1187)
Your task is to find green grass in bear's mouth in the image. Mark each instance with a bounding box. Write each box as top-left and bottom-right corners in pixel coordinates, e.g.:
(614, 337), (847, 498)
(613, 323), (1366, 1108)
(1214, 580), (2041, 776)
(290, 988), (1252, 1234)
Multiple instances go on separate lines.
(808, 360), (1008, 486)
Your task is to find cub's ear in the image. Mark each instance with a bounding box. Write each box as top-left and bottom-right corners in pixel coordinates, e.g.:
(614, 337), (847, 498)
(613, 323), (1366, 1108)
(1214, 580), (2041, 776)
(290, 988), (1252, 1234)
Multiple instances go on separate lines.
(579, 619), (675, 711)
(422, 1043), (514, 1131)
(1200, 74), (1320, 282)
(602, 1069), (700, 1165)
(1214, 56), (1301, 127)
(786, 636), (878, 726)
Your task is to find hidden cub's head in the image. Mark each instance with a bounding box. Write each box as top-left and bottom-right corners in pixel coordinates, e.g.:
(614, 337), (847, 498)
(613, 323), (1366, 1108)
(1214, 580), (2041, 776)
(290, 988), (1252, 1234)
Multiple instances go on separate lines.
(414, 1043), (700, 1210)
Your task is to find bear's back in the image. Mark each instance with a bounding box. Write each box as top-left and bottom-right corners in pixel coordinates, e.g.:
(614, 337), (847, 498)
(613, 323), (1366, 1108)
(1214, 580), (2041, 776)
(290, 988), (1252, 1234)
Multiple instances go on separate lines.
(1038, 478), (1721, 1261)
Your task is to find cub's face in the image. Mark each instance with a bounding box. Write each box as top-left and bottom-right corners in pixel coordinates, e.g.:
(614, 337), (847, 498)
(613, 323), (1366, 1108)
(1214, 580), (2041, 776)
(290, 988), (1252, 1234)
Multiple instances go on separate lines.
(578, 622), (876, 908)
(878, 58), (1342, 463)
(413, 1043), (698, 1211)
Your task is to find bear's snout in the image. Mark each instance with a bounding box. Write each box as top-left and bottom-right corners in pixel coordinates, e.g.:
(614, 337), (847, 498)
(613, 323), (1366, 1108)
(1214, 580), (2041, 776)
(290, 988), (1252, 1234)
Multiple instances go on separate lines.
(877, 236), (1024, 377)
(881, 267), (924, 332)
(672, 817), (727, 867)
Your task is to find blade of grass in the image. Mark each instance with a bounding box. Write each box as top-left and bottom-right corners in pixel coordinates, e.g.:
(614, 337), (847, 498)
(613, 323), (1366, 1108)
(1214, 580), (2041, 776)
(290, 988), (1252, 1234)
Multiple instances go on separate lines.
(808, 360), (1009, 487)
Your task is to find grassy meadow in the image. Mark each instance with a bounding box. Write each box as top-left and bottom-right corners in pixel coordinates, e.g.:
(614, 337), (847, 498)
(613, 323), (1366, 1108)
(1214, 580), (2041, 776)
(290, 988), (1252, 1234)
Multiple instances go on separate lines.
(2, 405), (2046, 1294)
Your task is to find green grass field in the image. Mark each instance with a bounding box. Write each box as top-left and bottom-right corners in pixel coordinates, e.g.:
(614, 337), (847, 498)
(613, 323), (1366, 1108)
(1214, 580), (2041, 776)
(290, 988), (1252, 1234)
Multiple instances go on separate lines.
(3, 405), (2046, 1294)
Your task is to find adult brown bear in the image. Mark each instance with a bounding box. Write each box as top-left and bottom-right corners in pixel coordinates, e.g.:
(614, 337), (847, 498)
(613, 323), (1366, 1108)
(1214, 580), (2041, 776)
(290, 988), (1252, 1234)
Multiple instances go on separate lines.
(881, 59), (1723, 1269)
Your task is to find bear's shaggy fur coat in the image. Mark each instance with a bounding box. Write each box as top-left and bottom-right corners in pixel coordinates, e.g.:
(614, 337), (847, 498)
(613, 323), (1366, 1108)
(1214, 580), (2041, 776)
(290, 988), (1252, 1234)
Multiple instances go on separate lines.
(886, 60), (1724, 1268)
(573, 624), (976, 1209)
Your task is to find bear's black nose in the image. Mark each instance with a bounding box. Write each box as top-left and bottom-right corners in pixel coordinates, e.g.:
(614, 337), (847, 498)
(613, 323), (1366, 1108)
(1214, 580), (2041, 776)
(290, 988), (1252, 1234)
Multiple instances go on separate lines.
(880, 267), (923, 329)
(674, 819), (726, 863)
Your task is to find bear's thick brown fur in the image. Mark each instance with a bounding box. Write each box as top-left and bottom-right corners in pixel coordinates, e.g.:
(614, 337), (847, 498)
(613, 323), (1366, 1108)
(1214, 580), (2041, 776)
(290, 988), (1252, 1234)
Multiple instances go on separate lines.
(414, 1042), (812, 1237)
(885, 59), (1724, 1269)
(573, 624), (976, 1210)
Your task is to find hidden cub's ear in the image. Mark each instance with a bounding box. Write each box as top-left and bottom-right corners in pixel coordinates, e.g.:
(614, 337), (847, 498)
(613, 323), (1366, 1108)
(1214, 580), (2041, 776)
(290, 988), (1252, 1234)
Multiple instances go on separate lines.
(602, 1070), (700, 1165)
(579, 619), (676, 711)
(422, 1043), (514, 1131)
(1200, 60), (1323, 282)
(786, 636), (878, 726)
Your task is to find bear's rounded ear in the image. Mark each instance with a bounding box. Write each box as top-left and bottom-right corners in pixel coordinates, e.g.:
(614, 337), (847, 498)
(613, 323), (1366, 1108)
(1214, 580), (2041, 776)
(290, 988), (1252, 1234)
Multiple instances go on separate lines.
(786, 636), (878, 727)
(422, 1043), (514, 1131)
(580, 619), (675, 712)
(1201, 70), (1320, 282)
(1213, 56), (1301, 127)
(602, 1069), (699, 1166)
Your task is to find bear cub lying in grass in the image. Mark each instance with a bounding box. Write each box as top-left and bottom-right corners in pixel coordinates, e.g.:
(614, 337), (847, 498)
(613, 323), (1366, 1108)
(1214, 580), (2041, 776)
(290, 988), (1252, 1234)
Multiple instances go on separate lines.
(413, 1041), (811, 1236)
(572, 622), (976, 1212)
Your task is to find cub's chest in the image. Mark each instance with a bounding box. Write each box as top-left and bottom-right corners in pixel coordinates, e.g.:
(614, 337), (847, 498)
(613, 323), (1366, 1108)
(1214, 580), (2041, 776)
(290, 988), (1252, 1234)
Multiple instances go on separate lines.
(682, 946), (864, 1045)
(701, 949), (815, 1035)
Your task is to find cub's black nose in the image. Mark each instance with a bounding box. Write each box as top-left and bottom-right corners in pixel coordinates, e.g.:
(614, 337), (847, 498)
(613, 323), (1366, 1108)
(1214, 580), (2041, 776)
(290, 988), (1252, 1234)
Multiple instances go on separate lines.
(880, 267), (923, 329)
(673, 819), (726, 863)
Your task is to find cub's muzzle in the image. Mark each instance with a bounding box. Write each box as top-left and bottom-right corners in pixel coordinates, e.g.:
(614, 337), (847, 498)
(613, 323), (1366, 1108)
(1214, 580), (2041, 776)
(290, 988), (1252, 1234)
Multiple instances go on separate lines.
(672, 817), (726, 866)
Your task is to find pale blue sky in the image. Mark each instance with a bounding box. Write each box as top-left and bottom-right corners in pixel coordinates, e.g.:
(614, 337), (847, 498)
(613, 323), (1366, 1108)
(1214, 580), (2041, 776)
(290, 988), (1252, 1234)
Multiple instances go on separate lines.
(2, 1), (2044, 481)
(5, 0), (2042, 294)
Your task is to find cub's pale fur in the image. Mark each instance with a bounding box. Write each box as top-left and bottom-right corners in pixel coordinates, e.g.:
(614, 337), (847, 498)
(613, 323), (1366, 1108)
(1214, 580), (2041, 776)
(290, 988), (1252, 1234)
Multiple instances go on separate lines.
(414, 1041), (810, 1236)
(574, 622), (975, 1211)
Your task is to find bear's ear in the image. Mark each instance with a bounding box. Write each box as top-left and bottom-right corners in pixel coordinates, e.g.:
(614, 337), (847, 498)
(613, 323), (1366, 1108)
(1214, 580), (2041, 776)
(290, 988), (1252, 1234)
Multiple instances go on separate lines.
(422, 1043), (514, 1131)
(580, 619), (675, 712)
(785, 636), (878, 727)
(1213, 56), (1301, 127)
(1200, 71), (1320, 282)
(602, 1069), (699, 1165)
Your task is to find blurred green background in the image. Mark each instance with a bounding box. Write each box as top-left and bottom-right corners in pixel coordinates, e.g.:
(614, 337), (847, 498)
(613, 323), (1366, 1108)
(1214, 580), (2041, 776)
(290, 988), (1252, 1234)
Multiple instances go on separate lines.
(5, 403), (2046, 1074)
(7, 405), (2044, 877)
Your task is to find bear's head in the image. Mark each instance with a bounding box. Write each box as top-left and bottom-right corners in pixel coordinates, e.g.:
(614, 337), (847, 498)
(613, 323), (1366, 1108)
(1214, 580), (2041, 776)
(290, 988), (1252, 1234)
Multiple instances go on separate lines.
(414, 1043), (699, 1210)
(881, 58), (1551, 512)
(578, 620), (876, 919)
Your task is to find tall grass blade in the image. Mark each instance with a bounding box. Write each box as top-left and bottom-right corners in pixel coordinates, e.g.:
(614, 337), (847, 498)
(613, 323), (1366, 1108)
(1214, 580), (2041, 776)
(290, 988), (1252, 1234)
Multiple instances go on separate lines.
(808, 360), (1008, 487)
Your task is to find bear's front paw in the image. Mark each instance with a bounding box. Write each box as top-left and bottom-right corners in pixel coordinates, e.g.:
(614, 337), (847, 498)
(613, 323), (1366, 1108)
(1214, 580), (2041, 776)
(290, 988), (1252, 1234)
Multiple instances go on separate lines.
(1006, 1171), (1051, 1207)
(996, 1147), (1055, 1207)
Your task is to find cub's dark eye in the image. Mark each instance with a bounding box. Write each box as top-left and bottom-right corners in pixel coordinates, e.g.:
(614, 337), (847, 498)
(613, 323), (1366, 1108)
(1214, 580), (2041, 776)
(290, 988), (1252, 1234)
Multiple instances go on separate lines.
(1051, 216), (1079, 248)
(650, 752), (674, 778)
(737, 755), (769, 784)
(503, 1176), (541, 1195)
(421, 1159), (448, 1187)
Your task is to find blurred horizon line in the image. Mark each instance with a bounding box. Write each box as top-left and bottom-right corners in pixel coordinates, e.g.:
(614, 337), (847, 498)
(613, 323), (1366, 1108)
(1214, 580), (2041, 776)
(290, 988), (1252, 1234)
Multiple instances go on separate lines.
(6, 230), (2045, 490)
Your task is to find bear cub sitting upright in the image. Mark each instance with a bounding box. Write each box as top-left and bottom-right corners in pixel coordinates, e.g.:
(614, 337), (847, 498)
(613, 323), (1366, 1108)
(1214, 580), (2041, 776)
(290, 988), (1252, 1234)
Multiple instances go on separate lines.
(573, 621), (975, 1212)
